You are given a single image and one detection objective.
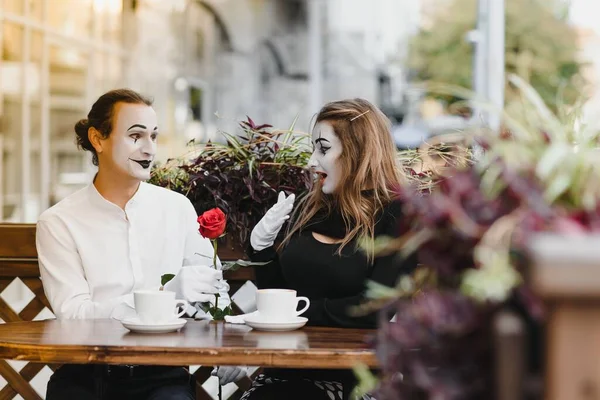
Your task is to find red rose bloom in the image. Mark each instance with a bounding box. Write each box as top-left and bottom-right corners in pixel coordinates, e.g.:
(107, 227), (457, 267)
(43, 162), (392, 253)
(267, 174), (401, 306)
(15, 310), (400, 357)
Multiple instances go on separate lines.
(197, 208), (226, 239)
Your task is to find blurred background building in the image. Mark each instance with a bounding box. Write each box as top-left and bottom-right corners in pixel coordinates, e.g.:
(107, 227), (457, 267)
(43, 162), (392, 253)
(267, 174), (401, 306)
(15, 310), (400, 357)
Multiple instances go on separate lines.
(1, 0), (598, 224)
(0, 0), (419, 223)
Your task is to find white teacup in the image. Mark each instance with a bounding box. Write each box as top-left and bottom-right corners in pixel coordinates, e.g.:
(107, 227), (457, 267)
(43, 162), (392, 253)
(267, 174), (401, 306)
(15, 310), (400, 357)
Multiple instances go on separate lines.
(255, 289), (310, 322)
(134, 290), (187, 324)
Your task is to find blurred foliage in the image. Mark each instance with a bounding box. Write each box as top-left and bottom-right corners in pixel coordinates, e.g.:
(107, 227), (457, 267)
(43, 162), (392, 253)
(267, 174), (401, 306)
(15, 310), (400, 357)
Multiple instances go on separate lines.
(149, 158), (189, 194)
(356, 75), (600, 399)
(399, 133), (474, 194)
(408, 0), (587, 111)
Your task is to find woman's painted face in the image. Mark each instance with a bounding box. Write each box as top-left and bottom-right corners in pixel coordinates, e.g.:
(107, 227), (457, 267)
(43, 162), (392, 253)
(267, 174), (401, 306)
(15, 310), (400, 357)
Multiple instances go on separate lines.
(102, 103), (158, 181)
(308, 121), (343, 194)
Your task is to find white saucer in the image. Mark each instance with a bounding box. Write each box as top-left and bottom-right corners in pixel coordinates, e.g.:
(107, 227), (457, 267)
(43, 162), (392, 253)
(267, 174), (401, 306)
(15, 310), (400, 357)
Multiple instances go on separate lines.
(121, 318), (187, 334)
(244, 315), (308, 332)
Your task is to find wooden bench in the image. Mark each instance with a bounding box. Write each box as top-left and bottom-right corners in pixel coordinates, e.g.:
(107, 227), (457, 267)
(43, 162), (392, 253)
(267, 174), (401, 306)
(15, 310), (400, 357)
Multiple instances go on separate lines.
(0, 223), (257, 400)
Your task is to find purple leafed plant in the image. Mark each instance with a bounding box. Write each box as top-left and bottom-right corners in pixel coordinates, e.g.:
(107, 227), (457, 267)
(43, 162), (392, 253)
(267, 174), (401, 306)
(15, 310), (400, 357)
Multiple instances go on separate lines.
(153, 117), (313, 250)
(367, 162), (555, 399)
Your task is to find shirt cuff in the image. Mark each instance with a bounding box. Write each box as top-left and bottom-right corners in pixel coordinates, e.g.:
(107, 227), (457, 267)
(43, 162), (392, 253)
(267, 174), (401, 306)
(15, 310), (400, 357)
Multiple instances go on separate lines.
(110, 297), (136, 321)
(246, 244), (277, 262)
(183, 302), (199, 318)
(123, 293), (135, 308)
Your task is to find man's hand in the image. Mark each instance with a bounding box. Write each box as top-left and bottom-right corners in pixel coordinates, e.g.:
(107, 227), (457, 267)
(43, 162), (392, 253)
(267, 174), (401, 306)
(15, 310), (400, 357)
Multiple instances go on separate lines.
(211, 366), (247, 385)
(163, 265), (222, 303)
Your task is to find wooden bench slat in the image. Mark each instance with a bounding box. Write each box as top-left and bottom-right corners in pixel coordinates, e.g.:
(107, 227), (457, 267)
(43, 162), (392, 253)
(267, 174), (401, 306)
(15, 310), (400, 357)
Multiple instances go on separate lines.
(0, 226), (37, 259)
(18, 299), (46, 323)
(0, 261), (40, 278)
(46, 364), (61, 372)
(0, 363), (45, 400)
(0, 296), (20, 324)
(21, 279), (52, 312)
(0, 360), (41, 400)
(0, 260), (255, 281)
(0, 281), (11, 294)
(193, 366), (214, 400)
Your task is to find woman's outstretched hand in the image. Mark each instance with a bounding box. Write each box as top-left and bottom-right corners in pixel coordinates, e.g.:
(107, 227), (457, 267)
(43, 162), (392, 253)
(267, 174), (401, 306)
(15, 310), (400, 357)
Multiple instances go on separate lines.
(250, 191), (295, 251)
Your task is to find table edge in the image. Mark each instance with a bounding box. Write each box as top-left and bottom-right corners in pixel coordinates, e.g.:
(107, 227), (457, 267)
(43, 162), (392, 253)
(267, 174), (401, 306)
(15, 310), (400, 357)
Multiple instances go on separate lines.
(0, 342), (378, 369)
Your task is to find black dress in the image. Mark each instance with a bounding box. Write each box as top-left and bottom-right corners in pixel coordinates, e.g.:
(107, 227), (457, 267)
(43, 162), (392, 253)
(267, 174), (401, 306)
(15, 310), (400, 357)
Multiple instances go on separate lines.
(241, 198), (416, 400)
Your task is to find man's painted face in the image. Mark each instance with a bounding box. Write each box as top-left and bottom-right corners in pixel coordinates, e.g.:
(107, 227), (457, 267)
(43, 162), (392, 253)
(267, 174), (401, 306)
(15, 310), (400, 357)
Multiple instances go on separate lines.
(308, 121), (343, 194)
(103, 103), (158, 181)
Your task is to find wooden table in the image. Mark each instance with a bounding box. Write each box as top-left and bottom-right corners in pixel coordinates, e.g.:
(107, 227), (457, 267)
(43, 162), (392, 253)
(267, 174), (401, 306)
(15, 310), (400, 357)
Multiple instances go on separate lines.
(0, 319), (377, 369)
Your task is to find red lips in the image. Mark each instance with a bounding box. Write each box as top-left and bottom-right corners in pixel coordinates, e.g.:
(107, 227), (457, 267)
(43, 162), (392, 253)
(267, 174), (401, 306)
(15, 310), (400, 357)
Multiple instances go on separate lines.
(315, 171), (327, 183)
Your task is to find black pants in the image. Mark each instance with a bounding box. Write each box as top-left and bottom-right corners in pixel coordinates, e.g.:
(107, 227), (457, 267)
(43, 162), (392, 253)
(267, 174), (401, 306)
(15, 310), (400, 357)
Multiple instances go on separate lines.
(46, 364), (195, 400)
(240, 374), (377, 400)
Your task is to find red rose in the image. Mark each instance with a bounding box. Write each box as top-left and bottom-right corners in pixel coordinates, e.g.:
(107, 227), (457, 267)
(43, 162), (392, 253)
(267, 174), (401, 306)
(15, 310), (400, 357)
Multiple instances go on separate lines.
(197, 208), (226, 239)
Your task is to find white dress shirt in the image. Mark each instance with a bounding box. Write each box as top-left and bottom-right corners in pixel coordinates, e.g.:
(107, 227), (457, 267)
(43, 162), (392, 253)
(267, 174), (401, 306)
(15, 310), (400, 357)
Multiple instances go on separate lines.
(36, 181), (230, 320)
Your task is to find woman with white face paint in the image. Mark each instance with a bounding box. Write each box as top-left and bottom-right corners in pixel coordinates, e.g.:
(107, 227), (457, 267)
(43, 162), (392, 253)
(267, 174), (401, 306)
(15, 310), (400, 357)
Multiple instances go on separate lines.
(36, 89), (230, 400)
(238, 99), (417, 400)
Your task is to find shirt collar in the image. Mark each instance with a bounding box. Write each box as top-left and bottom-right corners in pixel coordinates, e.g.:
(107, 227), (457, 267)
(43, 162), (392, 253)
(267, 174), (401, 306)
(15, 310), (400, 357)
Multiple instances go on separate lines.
(86, 181), (149, 216)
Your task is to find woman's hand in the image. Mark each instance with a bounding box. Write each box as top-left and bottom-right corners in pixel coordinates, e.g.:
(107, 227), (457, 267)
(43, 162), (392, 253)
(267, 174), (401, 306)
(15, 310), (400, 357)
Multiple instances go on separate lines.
(250, 191), (295, 251)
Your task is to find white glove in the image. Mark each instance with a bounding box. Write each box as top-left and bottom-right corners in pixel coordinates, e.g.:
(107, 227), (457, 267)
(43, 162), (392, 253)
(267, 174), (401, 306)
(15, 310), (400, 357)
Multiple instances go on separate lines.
(211, 366), (247, 385)
(110, 301), (137, 321)
(163, 265), (222, 303)
(193, 280), (232, 320)
(250, 191), (295, 251)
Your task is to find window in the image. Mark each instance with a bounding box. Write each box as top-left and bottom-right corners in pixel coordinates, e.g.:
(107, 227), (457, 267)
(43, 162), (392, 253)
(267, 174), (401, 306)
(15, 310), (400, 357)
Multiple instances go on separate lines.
(0, 0), (127, 221)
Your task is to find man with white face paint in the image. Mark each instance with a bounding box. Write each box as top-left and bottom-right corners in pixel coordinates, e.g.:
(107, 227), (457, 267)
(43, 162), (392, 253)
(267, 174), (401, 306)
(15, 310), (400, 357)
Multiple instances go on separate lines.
(106, 103), (157, 182)
(36, 89), (229, 399)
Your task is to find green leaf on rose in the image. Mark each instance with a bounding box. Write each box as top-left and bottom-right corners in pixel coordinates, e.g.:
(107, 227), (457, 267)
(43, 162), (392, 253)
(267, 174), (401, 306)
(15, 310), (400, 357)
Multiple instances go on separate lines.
(221, 259), (270, 271)
(161, 274), (176, 286)
(197, 301), (212, 313)
(205, 305), (234, 321)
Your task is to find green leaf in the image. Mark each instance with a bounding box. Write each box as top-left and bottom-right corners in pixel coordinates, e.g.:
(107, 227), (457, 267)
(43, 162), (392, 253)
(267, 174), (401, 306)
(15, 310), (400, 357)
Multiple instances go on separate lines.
(248, 157), (255, 179)
(351, 363), (379, 400)
(161, 274), (175, 286)
(357, 234), (399, 257)
(400, 229), (434, 258)
(544, 172), (572, 204)
(198, 301), (212, 313)
(220, 130), (249, 158)
(536, 143), (570, 180)
(276, 113), (301, 150)
(221, 259), (270, 271)
(364, 280), (400, 300)
(211, 308), (225, 321)
(207, 305), (234, 321)
(508, 74), (566, 139)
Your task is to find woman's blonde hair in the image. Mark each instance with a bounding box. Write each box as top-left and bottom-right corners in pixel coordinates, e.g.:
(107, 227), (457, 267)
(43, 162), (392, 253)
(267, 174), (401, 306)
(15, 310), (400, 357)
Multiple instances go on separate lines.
(281, 98), (404, 261)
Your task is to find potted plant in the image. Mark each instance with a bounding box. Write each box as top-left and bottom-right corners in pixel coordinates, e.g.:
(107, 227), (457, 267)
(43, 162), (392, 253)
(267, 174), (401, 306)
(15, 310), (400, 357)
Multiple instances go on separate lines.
(354, 74), (600, 399)
(151, 117), (313, 257)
